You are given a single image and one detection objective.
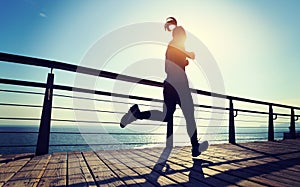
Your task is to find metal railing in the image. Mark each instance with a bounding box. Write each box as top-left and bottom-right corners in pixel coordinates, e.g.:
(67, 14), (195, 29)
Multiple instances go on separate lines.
(0, 52), (299, 155)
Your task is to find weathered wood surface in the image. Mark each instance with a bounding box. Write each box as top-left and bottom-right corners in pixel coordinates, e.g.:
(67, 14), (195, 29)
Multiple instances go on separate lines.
(37, 152), (67, 186)
(0, 139), (300, 186)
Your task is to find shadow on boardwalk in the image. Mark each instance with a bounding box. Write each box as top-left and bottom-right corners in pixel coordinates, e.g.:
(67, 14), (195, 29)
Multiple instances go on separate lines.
(71, 141), (300, 186)
(1, 140), (300, 186)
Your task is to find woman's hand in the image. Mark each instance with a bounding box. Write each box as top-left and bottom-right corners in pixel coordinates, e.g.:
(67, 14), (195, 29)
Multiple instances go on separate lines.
(188, 51), (195, 60)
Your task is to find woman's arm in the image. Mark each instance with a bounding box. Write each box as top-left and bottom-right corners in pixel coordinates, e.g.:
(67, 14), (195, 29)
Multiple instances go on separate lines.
(185, 51), (195, 60)
(169, 41), (195, 59)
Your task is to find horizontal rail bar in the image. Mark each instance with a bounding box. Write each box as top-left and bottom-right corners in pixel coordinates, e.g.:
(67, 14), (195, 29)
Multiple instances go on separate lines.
(0, 116), (293, 128)
(0, 77), (162, 102)
(0, 102), (42, 108)
(0, 116), (227, 127)
(0, 131), (287, 135)
(0, 52), (162, 86)
(51, 106), (222, 120)
(234, 108), (269, 115)
(55, 84), (161, 102)
(235, 126), (289, 128)
(1, 52), (300, 110)
(0, 131), (38, 133)
(235, 119), (267, 123)
(50, 132), (229, 135)
(274, 121), (291, 124)
(0, 145), (36, 148)
(54, 93), (162, 108)
(237, 113), (268, 118)
(0, 78), (46, 88)
(0, 89), (44, 95)
(0, 117), (40, 121)
(237, 137), (267, 141)
(2, 78), (298, 119)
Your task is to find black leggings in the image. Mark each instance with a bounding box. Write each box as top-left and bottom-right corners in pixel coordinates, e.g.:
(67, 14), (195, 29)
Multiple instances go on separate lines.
(137, 81), (198, 146)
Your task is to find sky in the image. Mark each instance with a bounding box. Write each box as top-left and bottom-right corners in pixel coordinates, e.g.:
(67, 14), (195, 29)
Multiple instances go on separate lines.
(1, 0), (300, 122)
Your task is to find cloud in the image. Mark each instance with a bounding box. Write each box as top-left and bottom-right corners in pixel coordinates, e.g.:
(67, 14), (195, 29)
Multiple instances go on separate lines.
(39, 12), (47, 18)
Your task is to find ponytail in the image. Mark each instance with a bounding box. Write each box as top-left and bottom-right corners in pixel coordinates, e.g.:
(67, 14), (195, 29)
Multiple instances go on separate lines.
(164, 17), (177, 32)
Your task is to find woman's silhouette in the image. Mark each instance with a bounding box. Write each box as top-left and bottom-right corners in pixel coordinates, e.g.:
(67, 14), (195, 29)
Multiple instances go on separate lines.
(120, 17), (208, 157)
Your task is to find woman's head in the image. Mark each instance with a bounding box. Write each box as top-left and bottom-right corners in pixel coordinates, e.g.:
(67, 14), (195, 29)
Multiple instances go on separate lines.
(164, 17), (186, 44)
(172, 26), (186, 43)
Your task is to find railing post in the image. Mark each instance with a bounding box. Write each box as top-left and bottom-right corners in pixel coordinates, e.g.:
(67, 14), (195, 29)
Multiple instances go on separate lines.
(268, 105), (274, 141)
(289, 108), (296, 139)
(36, 72), (54, 156)
(229, 99), (236, 144)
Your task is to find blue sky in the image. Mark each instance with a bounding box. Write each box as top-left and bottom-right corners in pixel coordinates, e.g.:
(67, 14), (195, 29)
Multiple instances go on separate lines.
(1, 0), (300, 108)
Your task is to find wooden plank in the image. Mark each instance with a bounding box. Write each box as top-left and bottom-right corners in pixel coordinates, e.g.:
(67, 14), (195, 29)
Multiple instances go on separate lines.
(128, 147), (224, 187)
(242, 141), (300, 179)
(3, 154), (51, 187)
(96, 150), (154, 187)
(280, 139), (300, 147)
(201, 151), (287, 187)
(249, 161), (300, 185)
(199, 153), (286, 187)
(158, 146), (268, 187)
(234, 142), (296, 158)
(0, 139), (299, 187)
(194, 143), (300, 185)
(67, 152), (96, 187)
(107, 148), (179, 186)
(188, 142), (300, 186)
(82, 151), (125, 187)
(136, 147), (221, 187)
(107, 149), (167, 187)
(250, 157), (300, 181)
(136, 148), (202, 184)
(146, 147), (240, 187)
(0, 153), (34, 163)
(37, 152), (67, 186)
(0, 153), (32, 177)
(0, 157), (31, 184)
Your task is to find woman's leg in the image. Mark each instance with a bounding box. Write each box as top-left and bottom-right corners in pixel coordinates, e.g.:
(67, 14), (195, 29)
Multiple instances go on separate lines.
(134, 92), (176, 148)
(137, 107), (165, 121)
(183, 88), (208, 155)
(120, 81), (176, 126)
(137, 82), (177, 122)
(179, 89), (198, 147)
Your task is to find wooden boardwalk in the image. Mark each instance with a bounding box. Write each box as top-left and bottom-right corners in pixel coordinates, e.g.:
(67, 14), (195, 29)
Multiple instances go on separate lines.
(0, 139), (300, 187)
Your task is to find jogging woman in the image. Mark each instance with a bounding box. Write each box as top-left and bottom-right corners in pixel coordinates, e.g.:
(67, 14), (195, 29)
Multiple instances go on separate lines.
(120, 17), (208, 157)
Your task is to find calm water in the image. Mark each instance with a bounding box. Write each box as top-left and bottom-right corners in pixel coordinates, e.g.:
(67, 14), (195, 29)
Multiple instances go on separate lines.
(0, 124), (294, 154)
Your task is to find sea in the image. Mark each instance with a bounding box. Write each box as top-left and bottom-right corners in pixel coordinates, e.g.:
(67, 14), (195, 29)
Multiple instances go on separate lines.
(0, 123), (296, 155)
